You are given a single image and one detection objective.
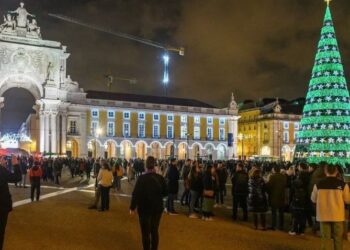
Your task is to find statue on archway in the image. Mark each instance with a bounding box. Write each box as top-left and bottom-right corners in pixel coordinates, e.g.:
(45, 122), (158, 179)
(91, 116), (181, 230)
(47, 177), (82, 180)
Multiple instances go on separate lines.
(8, 2), (35, 28)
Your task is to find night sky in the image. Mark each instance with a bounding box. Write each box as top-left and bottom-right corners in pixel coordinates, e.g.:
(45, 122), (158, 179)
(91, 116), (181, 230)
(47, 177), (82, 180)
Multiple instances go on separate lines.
(1, 0), (350, 132)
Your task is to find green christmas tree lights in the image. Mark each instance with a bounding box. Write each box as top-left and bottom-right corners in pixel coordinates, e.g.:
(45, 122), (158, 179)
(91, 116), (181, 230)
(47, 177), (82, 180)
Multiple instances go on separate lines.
(295, 4), (350, 167)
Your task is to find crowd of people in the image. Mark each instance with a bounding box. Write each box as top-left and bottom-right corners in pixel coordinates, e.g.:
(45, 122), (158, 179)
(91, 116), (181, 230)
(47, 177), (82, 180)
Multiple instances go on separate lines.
(1, 154), (350, 250)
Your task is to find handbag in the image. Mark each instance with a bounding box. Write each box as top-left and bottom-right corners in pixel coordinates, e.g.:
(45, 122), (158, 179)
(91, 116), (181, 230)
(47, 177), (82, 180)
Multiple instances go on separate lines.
(203, 189), (214, 197)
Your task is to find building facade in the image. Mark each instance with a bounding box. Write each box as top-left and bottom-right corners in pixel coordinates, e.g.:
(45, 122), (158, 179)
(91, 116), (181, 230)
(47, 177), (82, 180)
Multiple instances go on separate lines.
(238, 98), (303, 161)
(0, 4), (239, 160)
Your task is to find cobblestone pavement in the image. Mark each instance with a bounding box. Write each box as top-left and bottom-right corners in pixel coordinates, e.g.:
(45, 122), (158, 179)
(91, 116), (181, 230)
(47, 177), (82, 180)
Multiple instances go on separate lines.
(4, 169), (350, 250)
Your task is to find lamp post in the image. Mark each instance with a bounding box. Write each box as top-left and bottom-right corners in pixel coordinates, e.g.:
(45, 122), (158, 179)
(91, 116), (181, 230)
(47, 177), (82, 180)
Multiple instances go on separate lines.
(94, 127), (102, 159)
(185, 133), (191, 159)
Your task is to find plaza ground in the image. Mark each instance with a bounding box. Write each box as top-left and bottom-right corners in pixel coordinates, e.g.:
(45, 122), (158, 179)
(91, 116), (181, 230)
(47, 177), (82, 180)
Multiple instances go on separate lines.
(4, 171), (350, 250)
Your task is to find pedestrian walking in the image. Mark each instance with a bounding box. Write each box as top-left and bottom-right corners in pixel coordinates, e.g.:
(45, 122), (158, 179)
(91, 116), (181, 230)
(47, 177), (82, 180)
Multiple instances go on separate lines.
(0, 156), (21, 250)
(311, 164), (350, 250)
(130, 156), (167, 250)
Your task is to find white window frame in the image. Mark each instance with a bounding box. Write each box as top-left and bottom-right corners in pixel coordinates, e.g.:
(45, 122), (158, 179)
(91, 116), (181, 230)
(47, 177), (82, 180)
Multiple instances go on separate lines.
(107, 110), (115, 119)
(167, 125), (174, 139)
(181, 115), (187, 123)
(91, 121), (98, 135)
(138, 123), (145, 138)
(123, 122), (130, 137)
(91, 109), (99, 118)
(194, 116), (200, 124)
(69, 120), (78, 134)
(219, 128), (225, 141)
(138, 112), (145, 120)
(153, 124), (160, 138)
(294, 122), (300, 130)
(207, 127), (213, 140)
(207, 117), (213, 125)
(167, 114), (174, 122)
(283, 131), (289, 143)
(153, 113), (160, 122)
(283, 122), (289, 130)
(107, 122), (115, 137)
(123, 111), (130, 120)
(219, 118), (226, 126)
(180, 125), (187, 139)
(194, 126), (200, 140)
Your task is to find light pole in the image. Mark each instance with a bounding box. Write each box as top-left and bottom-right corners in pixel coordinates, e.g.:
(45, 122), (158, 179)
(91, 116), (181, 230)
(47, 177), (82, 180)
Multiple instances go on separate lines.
(185, 133), (191, 159)
(238, 133), (244, 160)
(94, 127), (102, 159)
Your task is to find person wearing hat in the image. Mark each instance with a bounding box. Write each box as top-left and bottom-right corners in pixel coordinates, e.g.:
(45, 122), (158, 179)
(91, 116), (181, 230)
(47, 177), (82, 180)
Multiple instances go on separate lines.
(0, 156), (22, 250)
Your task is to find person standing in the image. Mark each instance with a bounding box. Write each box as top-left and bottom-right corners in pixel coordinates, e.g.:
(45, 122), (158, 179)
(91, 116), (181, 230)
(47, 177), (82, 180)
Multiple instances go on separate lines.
(188, 161), (203, 218)
(97, 163), (113, 212)
(311, 164), (350, 250)
(130, 156), (167, 250)
(231, 163), (249, 221)
(0, 156), (22, 250)
(216, 162), (228, 206)
(165, 158), (179, 215)
(202, 164), (216, 221)
(19, 157), (28, 188)
(248, 169), (268, 230)
(266, 165), (288, 230)
(89, 159), (102, 210)
(180, 159), (191, 206)
(29, 161), (42, 202)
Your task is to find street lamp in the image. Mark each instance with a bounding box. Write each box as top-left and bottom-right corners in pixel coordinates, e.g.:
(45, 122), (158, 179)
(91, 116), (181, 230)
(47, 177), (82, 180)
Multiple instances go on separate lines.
(185, 133), (191, 159)
(94, 127), (102, 158)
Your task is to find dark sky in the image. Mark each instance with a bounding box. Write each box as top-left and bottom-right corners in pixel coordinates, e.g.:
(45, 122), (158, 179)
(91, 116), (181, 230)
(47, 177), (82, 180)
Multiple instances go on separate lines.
(1, 0), (350, 131)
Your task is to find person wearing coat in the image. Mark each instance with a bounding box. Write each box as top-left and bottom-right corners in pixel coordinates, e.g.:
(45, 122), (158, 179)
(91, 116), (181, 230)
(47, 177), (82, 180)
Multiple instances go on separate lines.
(202, 164), (216, 221)
(165, 158), (180, 214)
(266, 165), (288, 230)
(0, 156), (22, 250)
(29, 161), (43, 202)
(231, 162), (249, 221)
(248, 169), (268, 230)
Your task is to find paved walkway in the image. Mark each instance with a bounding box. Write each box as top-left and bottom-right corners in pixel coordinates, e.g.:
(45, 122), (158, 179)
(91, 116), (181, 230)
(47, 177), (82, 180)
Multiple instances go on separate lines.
(4, 170), (350, 250)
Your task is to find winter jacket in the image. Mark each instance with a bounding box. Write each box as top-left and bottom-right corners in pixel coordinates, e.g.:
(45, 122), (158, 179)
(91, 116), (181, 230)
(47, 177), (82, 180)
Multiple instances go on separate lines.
(231, 170), (249, 196)
(266, 173), (288, 208)
(130, 172), (168, 216)
(203, 172), (216, 198)
(290, 172), (310, 210)
(0, 164), (22, 214)
(167, 164), (180, 194)
(189, 170), (203, 193)
(248, 176), (268, 213)
(29, 165), (42, 183)
(97, 169), (113, 187)
(217, 167), (228, 189)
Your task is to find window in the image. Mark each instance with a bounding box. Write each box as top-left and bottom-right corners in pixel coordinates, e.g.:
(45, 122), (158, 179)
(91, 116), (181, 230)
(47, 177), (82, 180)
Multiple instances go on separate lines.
(207, 127), (213, 140)
(219, 118), (225, 126)
(91, 109), (99, 118)
(219, 128), (225, 141)
(69, 120), (77, 134)
(107, 110), (115, 119)
(181, 115), (187, 123)
(91, 121), (98, 135)
(207, 117), (213, 125)
(167, 114), (174, 122)
(123, 111), (130, 120)
(194, 126), (200, 140)
(107, 122), (115, 137)
(153, 124), (160, 138)
(153, 113), (160, 121)
(123, 123), (130, 137)
(294, 122), (300, 130)
(283, 131), (289, 143)
(138, 123), (145, 138)
(181, 125), (187, 139)
(167, 125), (174, 139)
(194, 116), (200, 124)
(263, 132), (268, 142)
(138, 112), (145, 120)
(283, 122), (289, 130)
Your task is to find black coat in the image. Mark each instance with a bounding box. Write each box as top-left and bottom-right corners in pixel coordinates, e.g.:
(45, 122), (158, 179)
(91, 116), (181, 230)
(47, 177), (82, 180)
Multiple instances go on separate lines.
(231, 170), (249, 196)
(130, 172), (167, 216)
(0, 164), (22, 214)
(167, 164), (180, 194)
(189, 170), (203, 193)
(248, 177), (268, 213)
(290, 171), (310, 210)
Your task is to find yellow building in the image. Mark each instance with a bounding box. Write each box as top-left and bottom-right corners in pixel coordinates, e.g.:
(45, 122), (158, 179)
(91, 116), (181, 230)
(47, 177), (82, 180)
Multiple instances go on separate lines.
(238, 98), (304, 161)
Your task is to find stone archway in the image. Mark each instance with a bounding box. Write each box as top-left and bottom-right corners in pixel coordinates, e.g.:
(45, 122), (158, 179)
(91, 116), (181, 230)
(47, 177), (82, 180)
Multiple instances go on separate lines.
(217, 144), (227, 160)
(120, 140), (133, 160)
(150, 141), (162, 159)
(135, 141), (147, 159)
(105, 140), (117, 158)
(177, 142), (187, 160)
(66, 139), (79, 158)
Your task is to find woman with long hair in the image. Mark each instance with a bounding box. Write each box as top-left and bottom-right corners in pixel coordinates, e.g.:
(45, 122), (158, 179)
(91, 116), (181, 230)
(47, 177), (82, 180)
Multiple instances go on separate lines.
(202, 164), (216, 221)
(97, 162), (113, 212)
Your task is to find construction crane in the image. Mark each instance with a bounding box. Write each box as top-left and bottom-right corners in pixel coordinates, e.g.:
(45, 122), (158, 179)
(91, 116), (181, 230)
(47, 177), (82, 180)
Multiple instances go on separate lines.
(104, 74), (137, 91)
(48, 13), (185, 96)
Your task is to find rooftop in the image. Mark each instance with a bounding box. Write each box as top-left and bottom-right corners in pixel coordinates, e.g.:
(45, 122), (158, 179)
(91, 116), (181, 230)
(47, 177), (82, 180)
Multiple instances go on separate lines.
(86, 90), (218, 109)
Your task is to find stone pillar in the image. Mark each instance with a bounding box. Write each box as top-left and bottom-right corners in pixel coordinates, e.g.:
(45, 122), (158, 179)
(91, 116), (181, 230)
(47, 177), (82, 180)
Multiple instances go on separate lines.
(61, 113), (67, 155)
(44, 113), (50, 153)
(79, 113), (87, 157)
(39, 112), (45, 153)
(51, 113), (57, 153)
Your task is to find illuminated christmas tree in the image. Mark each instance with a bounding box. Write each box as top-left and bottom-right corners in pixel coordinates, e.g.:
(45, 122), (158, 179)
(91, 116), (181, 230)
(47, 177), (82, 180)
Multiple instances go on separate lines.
(295, 1), (350, 166)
